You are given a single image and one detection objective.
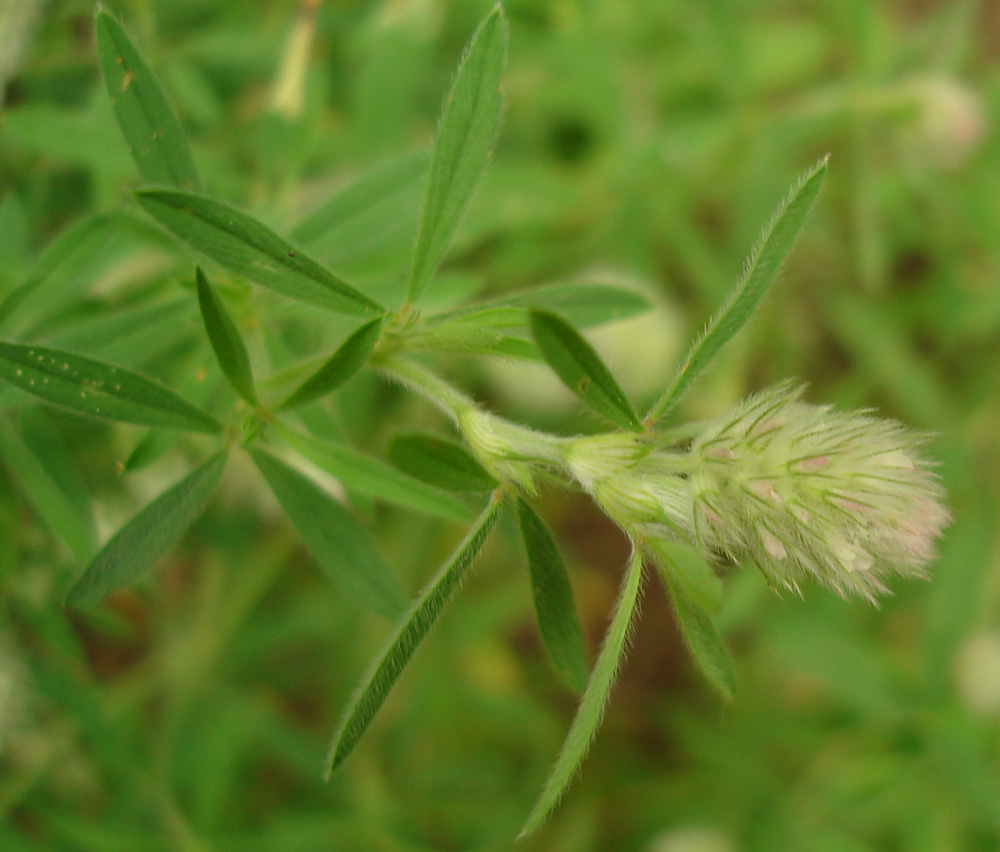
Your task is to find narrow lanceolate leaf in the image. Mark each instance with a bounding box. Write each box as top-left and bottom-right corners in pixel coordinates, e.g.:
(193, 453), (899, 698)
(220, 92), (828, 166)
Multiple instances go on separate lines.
(95, 8), (200, 189)
(196, 268), (257, 405)
(325, 496), (503, 775)
(658, 559), (735, 700)
(406, 5), (507, 304)
(517, 499), (588, 692)
(646, 156), (828, 425)
(529, 309), (640, 431)
(520, 547), (644, 837)
(135, 189), (384, 318)
(388, 433), (497, 493)
(0, 342), (220, 432)
(66, 452), (226, 605)
(426, 282), (651, 331)
(276, 318), (381, 411)
(250, 448), (404, 619)
(270, 422), (470, 522)
(0, 413), (95, 561)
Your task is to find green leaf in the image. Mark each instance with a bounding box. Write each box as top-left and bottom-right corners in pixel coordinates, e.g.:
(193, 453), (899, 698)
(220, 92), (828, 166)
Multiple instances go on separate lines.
(520, 546), (644, 836)
(426, 282), (651, 331)
(196, 267), (258, 405)
(325, 496), (502, 775)
(250, 448), (404, 619)
(516, 498), (587, 691)
(406, 5), (507, 304)
(135, 189), (384, 318)
(270, 422), (471, 522)
(645, 538), (723, 616)
(0, 212), (123, 334)
(401, 322), (541, 360)
(66, 452), (226, 605)
(529, 309), (640, 430)
(123, 428), (175, 473)
(656, 557), (735, 700)
(95, 7), (200, 189)
(646, 156), (828, 425)
(290, 152), (425, 247)
(0, 412), (95, 561)
(388, 433), (497, 493)
(275, 318), (381, 411)
(0, 342), (221, 432)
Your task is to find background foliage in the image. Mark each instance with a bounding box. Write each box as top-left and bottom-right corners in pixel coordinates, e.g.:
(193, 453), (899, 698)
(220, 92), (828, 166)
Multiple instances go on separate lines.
(2, 0), (999, 850)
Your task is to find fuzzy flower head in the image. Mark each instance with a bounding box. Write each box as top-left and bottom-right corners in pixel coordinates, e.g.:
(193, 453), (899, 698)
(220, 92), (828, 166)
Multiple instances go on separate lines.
(683, 383), (948, 599)
(573, 384), (949, 601)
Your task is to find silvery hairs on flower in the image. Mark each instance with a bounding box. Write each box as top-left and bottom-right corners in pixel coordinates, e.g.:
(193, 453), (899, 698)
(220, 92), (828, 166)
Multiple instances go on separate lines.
(566, 383), (949, 602)
(682, 383), (949, 601)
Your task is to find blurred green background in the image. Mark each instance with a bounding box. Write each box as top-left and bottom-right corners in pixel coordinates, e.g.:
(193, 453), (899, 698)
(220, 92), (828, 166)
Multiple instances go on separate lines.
(2, 0), (999, 850)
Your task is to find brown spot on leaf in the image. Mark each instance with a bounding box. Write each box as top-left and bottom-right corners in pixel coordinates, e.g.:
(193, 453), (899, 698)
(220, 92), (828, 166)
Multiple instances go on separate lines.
(120, 69), (135, 92)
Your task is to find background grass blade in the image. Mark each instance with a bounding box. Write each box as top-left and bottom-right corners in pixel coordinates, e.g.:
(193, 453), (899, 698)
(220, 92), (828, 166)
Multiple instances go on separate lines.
(270, 422), (471, 522)
(517, 498), (588, 692)
(388, 433), (497, 493)
(529, 309), (641, 430)
(135, 189), (385, 317)
(275, 318), (381, 411)
(325, 496), (503, 775)
(66, 451), (227, 605)
(250, 448), (404, 619)
(406, 5), (507, 305)
(520, 546), (644, 836)
(645, 156), (828, 426)
(0, 342), (221, 432)
(196, 268), (257, 405)
(656, 556), (735, 700)
(95, 7), (200, 190)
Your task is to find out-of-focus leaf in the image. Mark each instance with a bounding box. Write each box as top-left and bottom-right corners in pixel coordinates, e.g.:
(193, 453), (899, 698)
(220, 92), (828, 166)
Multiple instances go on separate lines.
(250, 448), (404, 619)
(401, 322), (540, 360)
(645, 538), (723, 615)
(291, 152), (425, 248)
(0, 342), (220, 432)
(196, 267), (257, 405)
(0, 411), (95, 560)
(388, 433), (497, 493)
(276, 318), (381, 411)
(0, 212), (123, 334)
(658, 559), (735, 700)
(427, 282), (651, 330)
(66, 452), (227, 605)
(270, 422), (470, 522)
(135, 189), (385, 318)
(325, 496), (502, 774)
(95, 7), (200, 189)
(517, 498), (588, 691)
(406, 6), (507, 304)
(529, 309), (640, 430)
